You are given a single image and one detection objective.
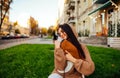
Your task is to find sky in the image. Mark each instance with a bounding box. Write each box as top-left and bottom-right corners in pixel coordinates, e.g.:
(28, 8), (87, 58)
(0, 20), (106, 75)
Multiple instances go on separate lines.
(10, 0), (59, 28)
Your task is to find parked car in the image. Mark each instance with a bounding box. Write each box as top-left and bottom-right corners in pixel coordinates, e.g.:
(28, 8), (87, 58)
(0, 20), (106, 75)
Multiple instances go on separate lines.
(1, 34), (14, 39)
(21, 34), (29, 38)
(1, 33), (30, 40)
(14, 34), (21, 39)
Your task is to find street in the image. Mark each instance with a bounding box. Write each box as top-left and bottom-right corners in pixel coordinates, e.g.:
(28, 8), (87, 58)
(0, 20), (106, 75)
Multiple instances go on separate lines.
(0, 37), (53, 50)
(0, 37), (120, 50)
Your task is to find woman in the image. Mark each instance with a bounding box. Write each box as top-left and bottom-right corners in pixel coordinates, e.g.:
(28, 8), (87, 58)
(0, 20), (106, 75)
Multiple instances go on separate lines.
(48, 23), (95, 78)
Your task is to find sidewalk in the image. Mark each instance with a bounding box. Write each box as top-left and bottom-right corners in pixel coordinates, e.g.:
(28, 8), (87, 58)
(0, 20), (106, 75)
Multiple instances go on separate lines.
(86, 43), (108, 48)
(0, 37), (119, 50)
(0, 36), (37, 44)
(86, 43), (120, 50)
(0, 40), (28, 50)
(0, 36), (38, 50)
(0, 38), (53, 50)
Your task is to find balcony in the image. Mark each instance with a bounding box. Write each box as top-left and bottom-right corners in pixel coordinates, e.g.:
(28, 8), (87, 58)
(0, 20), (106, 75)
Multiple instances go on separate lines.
(68, 1), (75, 10)
(66, 10), (70, 15)
(77, 0), (80, 4)
(68, 16), (75, 24)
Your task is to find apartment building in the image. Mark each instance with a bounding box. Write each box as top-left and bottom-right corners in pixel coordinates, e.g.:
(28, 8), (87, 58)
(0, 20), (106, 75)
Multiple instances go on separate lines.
(14, 25), (30, 35)
(88, 0), (120, 37)
(58, 0), (80, 33)
(58, 0), (120, 37)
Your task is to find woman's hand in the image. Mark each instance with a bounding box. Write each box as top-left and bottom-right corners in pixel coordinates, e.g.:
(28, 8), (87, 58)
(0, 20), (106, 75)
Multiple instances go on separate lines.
(65, 50), (76, 63)
(54, 40), (60, 49)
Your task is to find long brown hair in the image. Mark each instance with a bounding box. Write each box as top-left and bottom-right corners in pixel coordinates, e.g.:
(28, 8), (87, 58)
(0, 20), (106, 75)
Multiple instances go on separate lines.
(59, 23), (86, 59)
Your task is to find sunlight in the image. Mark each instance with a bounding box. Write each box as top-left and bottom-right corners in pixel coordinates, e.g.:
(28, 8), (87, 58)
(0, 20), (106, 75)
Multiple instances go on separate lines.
(17, 13), (30, 28)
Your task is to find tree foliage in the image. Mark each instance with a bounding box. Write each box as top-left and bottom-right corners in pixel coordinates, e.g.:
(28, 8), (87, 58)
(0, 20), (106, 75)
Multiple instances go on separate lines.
(28, 16), (39, 35)
(41, 27), (47, 35)
(13, 21), (18, 26)
(15, 29), (20, 34)
(47, 25), (54, 36)
(0, 0), (13, 32)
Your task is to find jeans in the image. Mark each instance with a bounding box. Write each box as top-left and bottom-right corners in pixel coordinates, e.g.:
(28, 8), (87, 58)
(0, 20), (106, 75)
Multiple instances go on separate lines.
(48, 73), (63, 78)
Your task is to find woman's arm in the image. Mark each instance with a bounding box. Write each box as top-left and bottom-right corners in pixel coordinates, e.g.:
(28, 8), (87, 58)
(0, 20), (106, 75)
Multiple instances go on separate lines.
(65, 44), (95, 76)
(54, 41), (67, 73)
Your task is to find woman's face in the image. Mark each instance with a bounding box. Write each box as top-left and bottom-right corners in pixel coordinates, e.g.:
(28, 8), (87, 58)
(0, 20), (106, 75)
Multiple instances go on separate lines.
(58, 28), (67, 39)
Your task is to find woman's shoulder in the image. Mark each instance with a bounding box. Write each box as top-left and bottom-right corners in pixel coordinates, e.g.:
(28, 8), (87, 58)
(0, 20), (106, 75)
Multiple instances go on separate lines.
(79, 42), (88, 52)
(79, 42), (86, 47)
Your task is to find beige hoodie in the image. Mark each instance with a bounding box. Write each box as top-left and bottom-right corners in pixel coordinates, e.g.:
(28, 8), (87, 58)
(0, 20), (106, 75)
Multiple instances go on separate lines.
(52, 41), (95, 78)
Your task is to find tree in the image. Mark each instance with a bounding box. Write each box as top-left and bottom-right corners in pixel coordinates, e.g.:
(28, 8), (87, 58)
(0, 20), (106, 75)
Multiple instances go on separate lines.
(13, 21), (18, 26)
(47, 25), (54, 36)
(41, 27), (47, 35)
(28, 16), (39, 35)
(0, 0), (13, 32)
(15, 29), (20, 34)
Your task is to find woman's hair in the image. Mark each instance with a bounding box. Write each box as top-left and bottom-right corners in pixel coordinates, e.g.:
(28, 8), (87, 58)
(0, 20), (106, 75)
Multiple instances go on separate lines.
(59, 23), (85, 59)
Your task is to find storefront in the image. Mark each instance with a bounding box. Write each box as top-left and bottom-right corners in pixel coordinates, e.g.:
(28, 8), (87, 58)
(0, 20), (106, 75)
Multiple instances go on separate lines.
(108, 4), (120, 37)
(107, 2), (120, 48)
(88, 0), (112, 36)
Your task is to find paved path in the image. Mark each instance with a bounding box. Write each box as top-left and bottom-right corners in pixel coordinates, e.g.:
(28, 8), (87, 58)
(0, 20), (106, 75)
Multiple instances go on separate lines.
(0, 38), (53, 50)
(24, 38), (53, 44)
(0, 38), (120, 50)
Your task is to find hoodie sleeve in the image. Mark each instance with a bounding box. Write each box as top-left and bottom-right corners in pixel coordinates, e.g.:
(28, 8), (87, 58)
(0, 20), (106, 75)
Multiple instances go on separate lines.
(54, 48), (67, 72)
(74, 43), (95, 76)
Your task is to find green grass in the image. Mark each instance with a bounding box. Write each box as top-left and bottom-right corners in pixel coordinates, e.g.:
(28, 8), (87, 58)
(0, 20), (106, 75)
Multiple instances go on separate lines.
(44, 36), (52, 39)
(87, 46), (120, 78)
(0, 44), (120, 78)
(0, 44), (54, 78)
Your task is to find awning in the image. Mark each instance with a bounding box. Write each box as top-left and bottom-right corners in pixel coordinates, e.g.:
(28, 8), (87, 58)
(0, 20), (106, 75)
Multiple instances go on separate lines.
(94, 0), (108, 4)
(88, 1), (112, 15)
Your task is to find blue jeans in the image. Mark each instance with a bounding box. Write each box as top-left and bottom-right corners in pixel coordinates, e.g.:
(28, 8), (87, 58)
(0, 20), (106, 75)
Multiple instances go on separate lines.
(48, 73), (63, 78)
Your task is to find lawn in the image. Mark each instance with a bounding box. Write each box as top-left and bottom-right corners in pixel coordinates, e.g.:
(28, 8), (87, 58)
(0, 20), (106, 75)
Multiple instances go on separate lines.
(0, 44), (120, 78)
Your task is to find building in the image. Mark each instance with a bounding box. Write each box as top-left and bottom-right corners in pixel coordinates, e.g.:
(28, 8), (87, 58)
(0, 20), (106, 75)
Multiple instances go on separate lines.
(58, 0), (120, 37)
(14, 25), (30, 35)
(58, 0), (80, 33)
(88, 0), (120, 37)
